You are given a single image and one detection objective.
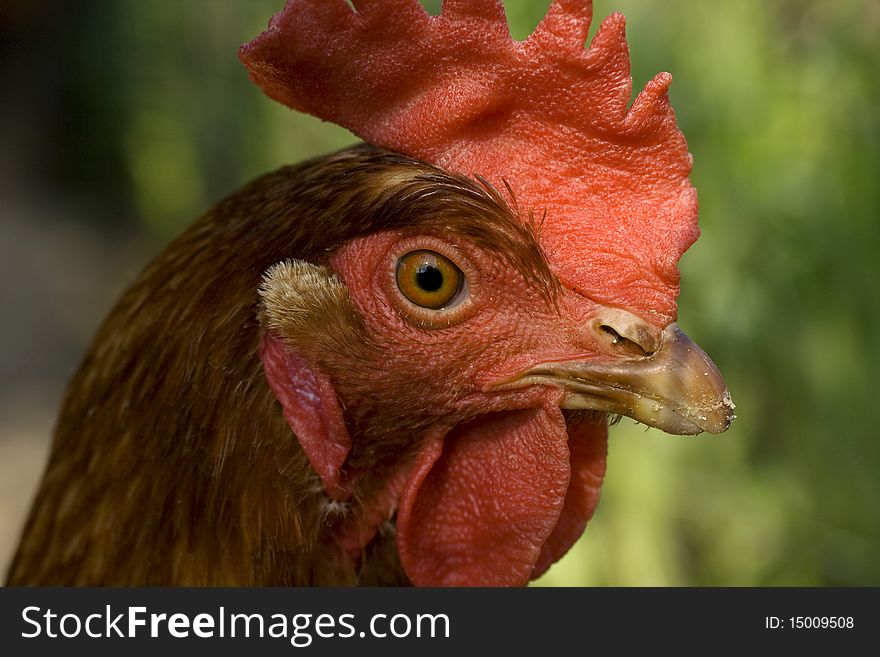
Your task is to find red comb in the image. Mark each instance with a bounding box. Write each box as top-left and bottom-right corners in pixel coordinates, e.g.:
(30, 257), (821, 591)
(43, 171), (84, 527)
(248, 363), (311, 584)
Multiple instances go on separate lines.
(240, 0), (700, 324)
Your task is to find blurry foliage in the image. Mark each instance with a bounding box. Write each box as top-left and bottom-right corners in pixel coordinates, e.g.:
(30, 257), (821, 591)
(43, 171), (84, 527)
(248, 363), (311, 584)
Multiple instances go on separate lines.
(10, 0), (880, 584)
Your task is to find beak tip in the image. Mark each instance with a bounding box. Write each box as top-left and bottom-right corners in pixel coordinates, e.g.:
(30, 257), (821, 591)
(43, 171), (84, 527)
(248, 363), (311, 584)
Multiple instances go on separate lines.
(703, 390), (736, 434)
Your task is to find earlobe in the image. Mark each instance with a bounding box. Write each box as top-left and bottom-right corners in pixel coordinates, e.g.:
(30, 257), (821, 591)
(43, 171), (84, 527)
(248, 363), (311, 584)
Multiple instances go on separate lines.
(258, 259), (364, 501)
(260, 332), (352, 500)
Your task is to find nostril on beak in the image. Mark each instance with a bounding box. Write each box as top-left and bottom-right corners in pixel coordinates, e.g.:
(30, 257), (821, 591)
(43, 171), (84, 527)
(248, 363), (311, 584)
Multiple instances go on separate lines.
(598, 324), (653, 357)
(592, 309), (661, 358)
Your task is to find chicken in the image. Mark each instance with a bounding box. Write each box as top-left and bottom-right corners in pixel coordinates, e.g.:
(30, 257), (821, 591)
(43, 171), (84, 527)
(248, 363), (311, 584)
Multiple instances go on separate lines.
(6, 0), (733, 586)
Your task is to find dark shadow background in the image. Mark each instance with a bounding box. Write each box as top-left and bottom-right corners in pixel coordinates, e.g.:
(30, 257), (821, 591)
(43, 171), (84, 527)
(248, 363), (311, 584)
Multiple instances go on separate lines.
(1, 0), (878, 585)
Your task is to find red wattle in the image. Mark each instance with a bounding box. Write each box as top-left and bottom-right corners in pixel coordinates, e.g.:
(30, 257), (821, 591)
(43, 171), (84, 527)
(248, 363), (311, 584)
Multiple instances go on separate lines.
(396, 405), (571, 586)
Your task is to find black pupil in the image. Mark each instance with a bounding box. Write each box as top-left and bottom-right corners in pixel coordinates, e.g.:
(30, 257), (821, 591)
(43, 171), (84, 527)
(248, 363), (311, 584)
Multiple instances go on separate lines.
(415, 264), (444, 292)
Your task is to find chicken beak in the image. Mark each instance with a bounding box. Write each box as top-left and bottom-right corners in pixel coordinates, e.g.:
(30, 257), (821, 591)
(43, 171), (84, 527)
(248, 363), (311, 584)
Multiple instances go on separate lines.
(501, 324), (734, 435)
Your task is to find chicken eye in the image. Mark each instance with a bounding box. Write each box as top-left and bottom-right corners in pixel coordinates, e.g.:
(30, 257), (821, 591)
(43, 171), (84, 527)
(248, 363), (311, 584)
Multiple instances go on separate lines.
(395, 250), (464, 310)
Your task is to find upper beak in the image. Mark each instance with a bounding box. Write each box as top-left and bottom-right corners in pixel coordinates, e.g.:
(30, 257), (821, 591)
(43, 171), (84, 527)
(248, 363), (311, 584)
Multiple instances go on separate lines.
(497, 323), (734, 435)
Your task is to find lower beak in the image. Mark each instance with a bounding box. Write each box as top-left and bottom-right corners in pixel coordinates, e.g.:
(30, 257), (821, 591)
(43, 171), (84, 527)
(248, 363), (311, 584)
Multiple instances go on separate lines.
(501, 324), (734, 435)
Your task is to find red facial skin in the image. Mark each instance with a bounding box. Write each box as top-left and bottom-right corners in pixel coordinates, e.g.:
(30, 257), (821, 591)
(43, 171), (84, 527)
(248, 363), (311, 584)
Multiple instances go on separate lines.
(323, 228), (611, 586)
(331, 230), (619, 387)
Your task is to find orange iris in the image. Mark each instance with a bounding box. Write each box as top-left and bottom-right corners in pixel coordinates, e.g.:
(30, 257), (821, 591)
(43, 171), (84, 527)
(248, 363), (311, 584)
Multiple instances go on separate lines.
(395, 250), (463, 310)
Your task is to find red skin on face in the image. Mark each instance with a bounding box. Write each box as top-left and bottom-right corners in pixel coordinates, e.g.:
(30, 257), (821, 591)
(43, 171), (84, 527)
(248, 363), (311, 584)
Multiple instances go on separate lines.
(314, 230), (608, 585)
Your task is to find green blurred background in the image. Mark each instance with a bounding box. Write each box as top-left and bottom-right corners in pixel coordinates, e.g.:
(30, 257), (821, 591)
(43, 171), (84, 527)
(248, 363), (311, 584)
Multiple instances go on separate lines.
(1, 0), (877, 585)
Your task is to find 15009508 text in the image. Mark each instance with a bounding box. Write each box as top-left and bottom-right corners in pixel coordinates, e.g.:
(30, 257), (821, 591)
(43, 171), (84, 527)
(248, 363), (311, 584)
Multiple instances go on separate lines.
(764, 616), (854, 630)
